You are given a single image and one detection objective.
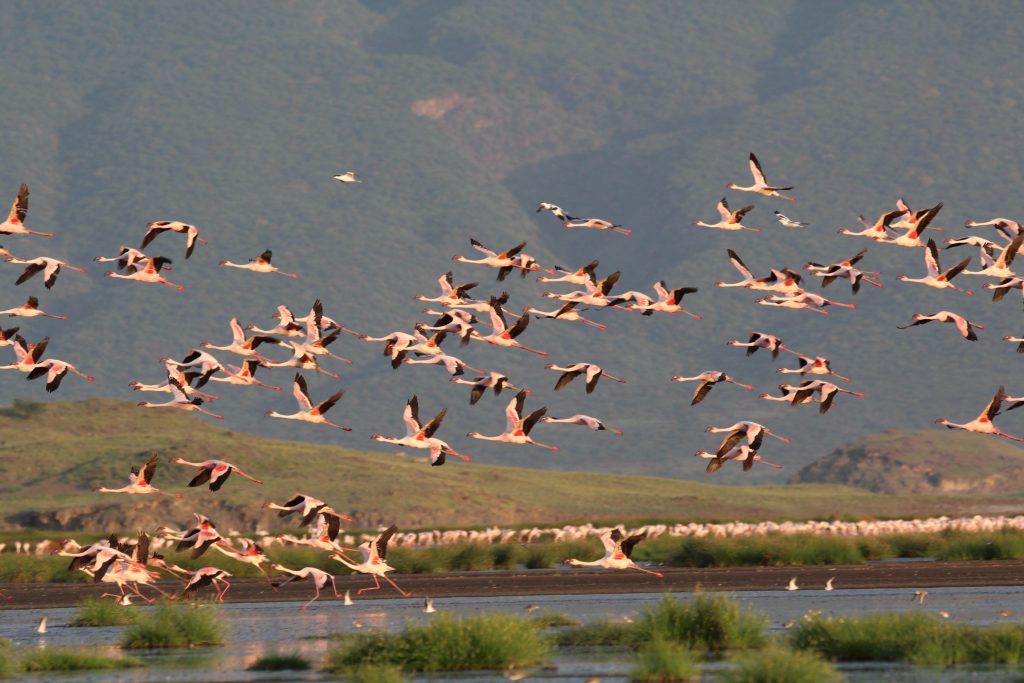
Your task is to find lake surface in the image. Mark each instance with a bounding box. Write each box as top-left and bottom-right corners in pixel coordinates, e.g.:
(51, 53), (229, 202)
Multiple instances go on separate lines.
(3, 586), (1024, 681)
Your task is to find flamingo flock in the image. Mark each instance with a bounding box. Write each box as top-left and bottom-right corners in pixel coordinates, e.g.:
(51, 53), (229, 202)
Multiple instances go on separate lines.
(2, 146), (1023, 607)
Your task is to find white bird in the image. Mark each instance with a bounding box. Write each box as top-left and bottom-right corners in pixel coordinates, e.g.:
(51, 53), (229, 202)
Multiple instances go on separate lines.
(727, 153), (796, 201)
(562, 217), (632, 236)
(776, 354), (850, 382)
(0, 184), (53, 236)
(168, 457), (263, 491)
(693, 198), (759, 231)
(466, 389), (559, 451)
(875, 203), (942, 248)
(136, 376), (225, 419)
(774, 211), (807, 228)
(725, 330), (793, 358)
(671, 371), (753, 405)
(104, 255), (183, 290)
(220, 250), (300, 278)
(898, 310), (983, 341)
(182, 567), (233, 602)
(825, 577), (834, 591)
(962, 233), (1024, 279)
(415, 272), (480, 306)
(524, 301), (607, 330)
(8, 256), (86, 289)
(330, 525), (412, 597)
(804, 248), (883, 294)
(333, 171), (362, 184)
(536, 260), (599, 286)
(265, 373), (351, 430)
(93, 245), (150, 272)
(343, 590), (353, 606)
(838, 209), (903, 239)
(0, 335), (48, 374)
(0, 295), (67, 320)
(545, 362), (625, 394)
(541, 414), (623, 435)
(36, 616), (47, 634)
(423, 597), (436, 613)
(896, 239), (972, 294)
(371, 395), (471, 466)
(536, 202), (577, 222)
(705, 421), (791, 453)
(564, 529), (662, 576)
(935, 386), (1024, 442)
(208, 359), (282, 391)
(140, 221), (207, 259)
(451, 371), (527, 405)
(624, 281), (701, 319)
(471, 298), (548, 357)
(787, 577), (799, 591)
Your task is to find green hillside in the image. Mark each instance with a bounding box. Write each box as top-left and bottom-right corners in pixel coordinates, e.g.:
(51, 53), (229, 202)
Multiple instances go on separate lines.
(0, 400), (1019, 532)
(0, 2), (1021, 485)
(791, 430), (1024, 495)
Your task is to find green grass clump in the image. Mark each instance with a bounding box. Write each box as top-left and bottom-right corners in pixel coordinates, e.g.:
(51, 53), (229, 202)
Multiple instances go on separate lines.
(69, 597), (140, 627)
(638, 594), (767, 652)
(630, 638), (700, 681)
(122, 602), (224, 649)
(0, 555), (87, 583)
(20, 648), (141, 672)
(340, 663), (407, 683)
(530, 611), (579, 628)
(248, 652), (311, 671)
(556, 619), (636, 647)
(723, 646), (843, 682)
(327, 613), (549, 672)
(792, 612), (1024, 664)
(0, 639), (12, 678)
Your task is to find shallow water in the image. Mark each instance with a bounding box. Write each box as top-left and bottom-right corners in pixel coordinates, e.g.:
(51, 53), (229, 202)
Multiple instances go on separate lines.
(2, 586), (1024, 681)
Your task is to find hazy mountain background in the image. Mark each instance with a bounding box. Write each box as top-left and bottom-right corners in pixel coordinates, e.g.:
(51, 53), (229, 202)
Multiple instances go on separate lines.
(1, 1), (1023, 485)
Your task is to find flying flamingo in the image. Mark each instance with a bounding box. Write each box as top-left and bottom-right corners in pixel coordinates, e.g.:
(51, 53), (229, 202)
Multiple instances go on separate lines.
(837, 209), (903, 239)
(524, 301), (607, 330)
(756, 291), (855, 314)
(536, 202), (578, 222)
(726, 153), (796, 201)
(0, 326), (19, 348)
(263, 341), (341, 377)
(297, 300), (355, 364)
(0, 335), (48, 374)
(776, 354), (850, 381)
(93, 454), (182, 498)
(962, 233), (1024, 278)
(208, 359), (282, 390)
(181, 567), (233, 602)
(453, 239), (535, 278)
(0, 296), (67, 319)
(330, 525), (412, 598)
(545, 362), (626, 394)
(212, 539), (278, 590)
(466, 389), (558, 451)
(8, 256), (86, 289)
(695, 445), (783, 473)
(415, 272), (479, 305)
(693, 198), (759, 231)
(130, 363), (220, 401)
(168, 457), (263, 491)
(936, 386), (1024, 442)
(804, 249), (883, 293)
(714, 250), (789, 290)
(136, 376), (225, 419)
(541, 414), (623, 435)
(371, 395), (472, 465)
(220, 249), (299, 277)
(248, 305), (305, 337)
(161, 349), (226, 388)
(265, 373), (351, 430)
(402, 352), (483, 376)
(706, 421), (791, 453)
(140, 221), (207, 258)
(876, 203), (942, 248)
(671, 371), (753, 405)
(104, 255), (183, 290)
(562, 217), (632, 235)
(536, 260), (599, 285)
(94, 245), (151, 272)
(0, 184), (53, 236)
(1003, 335), (1024, 353)
(263, 493), (345, 527)
(272, 564), (343, 610)
(26, 358), (94, 392)
(626, 281), (701, 318)
(896, 239), (972, 294)
(471, 298), (548, 357)
(898, 310), (983, 341)
(564, 529), (662, 576)
(163, 514), (228, 559)
(794, 380), (865, 414)
(98, 561), (173, 603)
(451, 372), (527, 405)
(200, 318), (285, 359)
(726, 331), (793, 358)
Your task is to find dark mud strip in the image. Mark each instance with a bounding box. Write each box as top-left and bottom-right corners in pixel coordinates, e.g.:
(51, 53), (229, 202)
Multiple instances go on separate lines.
(4, 560), (1024, 610)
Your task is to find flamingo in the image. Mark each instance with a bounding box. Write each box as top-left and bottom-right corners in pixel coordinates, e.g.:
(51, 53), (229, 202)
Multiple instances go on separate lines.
(536, 202), (577, 222)
(333, 171), (361, 183)
(962, 233), (1024, 278)
(756, 291), (855, 314)
(791, 380), (865, 414)
(168, 457), (263, 491)
(935, 386), (1024, 442)
(0, 296), (67, 319)
(136, 376), (225, 419)
(564, 529), (661, 576)
(163, 514), (228, 559)
(545, 362), (626, 394)
(726, 331), (793, 358)
(220, 249), (299, 277)
(0, 326), (19, 347)
(759, 383), (819, 407)
(838, 209), (903, 239)
(1003, 335), (1024, 353)
(262, 493), (341, 527)
(248, 306), (305, 337)
(98, 561), (173, 603)
(524, 301), (607, 330)
(93, 454), (182, 498)
(265, 373), (351, 430)
(402, 352), (483, 376)
(544, 271), (622, 308)
(130, 363), (220, 401)
(330, 525), (412, 597)
(453, 239), (535, 278)
(212, 539), (278, 589)
(541, 414), (623, 435)
(706, 421), (791, 453)
(449, 290), (510, 314)
(271, 564), (342, 610)
(140, 221), (207, 258)
(671, 371), (753, 405)
(466, 389), (559, 451)
(451, 371), (527, 405)
(201, 318), (285, 359)
(626, 281), (701, 318)
(208, 358), (281, 390)
(714, 250), (791, 291)
(161, 349), (227, 388)
(104, 255), (183, 290)
(536, 260), (599, 285)
(371, 395), (471, 466)
(876, 203), (942, 248)
(898, 310), (983, 341)
(26, 358), (94, 392)
(695, 445), (783, 473)
(0, 335), (48, 374)
(471, 298), (548, 357)
(419, 309), (477, 346)
(776, 354), (849, 382)
(774, 211), (807, 228)
(0, 184), (53, 236)
(964, 216), (1023, 236)
(94, 245), (151, 272)
(897, 239), (973, 294)
(693, 198), (759, 231)
(182, 567), (232, 602)
(263, 340), (341, 377)
(415, 272), (479, 305)
(8, 256), (86, 289)
(726, 153), (796, 201)
(562, 217), (632, 235)
(805, 249), (883, 293)
(298, 300), (354, 364)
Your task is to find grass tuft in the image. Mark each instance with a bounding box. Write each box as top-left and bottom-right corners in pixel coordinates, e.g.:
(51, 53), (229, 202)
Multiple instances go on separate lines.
(69, 597), (139, 627)
(339, 663), (408, 683)
(530, 611), (579, 628)
(791, 612), (1024, 664)
(0, 639), (11, 678)
(639, 593), (767, 652)
(122, 602), (224, 649)
(722, 645), (843, 682)
(248, 652), (311, 671)
(327, 612), (549, 672)
(556, 618), (636, 647)
(630, 638), (700, 681)
(20, 648), (141, 672)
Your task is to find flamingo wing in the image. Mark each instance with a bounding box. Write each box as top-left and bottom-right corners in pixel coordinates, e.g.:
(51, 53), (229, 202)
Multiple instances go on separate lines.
(315, 389), (345, 415)
(8, 183), (28, 223)
(748, 153), (767, 185)
(727, 249), (754, 279)
(620, 531), (647, 559)
(469, 238), (496, 257)
(292, 373), (314, 411)
(15, 262), (45, 286)
(421, 408), (447, 439)
(375, 524), (398, 560)
(691, 380), (714, 405)
(924, 240), (941, 277)
(716, 198), (731, 221)
(520, 406), (548, 435)
(403, 396), (421, 435)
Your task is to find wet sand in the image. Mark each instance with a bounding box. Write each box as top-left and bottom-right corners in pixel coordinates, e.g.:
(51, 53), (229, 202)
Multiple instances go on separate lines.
(4, 560), (1024, 610)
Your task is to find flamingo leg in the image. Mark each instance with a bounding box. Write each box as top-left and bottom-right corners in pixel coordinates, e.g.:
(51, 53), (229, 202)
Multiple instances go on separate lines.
(357, 575), (381, 595)
(257, 565), (279, 592)
(197, 407), (225, 420)
(383, 574), (412, 597)
(300, 585), (321, 611)
(324, 420), (353, 432)
(629, 564), (664, 578)
(330, 576), (342, 598)
(514, 343), (548, 357)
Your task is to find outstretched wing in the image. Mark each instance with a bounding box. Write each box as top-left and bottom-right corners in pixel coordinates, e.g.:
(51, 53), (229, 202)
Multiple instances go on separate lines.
(140, 454), (159, 485)
(292, 373), (313, 411)
(620, 531), (648, 559)
(727, 249), (753, 279)
(8, 183), (28, 223)
(521, 407), (548, 435)
(748, 153), (767, 185)
(421, 408), (447, 438)
(376, 524), (398, 560)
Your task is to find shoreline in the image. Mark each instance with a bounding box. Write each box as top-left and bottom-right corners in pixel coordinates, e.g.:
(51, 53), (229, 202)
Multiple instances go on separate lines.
(4, 560), (1024, 610)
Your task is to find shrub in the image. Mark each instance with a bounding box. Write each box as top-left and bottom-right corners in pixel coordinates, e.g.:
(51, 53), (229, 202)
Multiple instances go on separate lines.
(327, 613), (549, 671)
(638, 593), (767, 652)
(0, 639), (11, 678)
(69, 597), (139, 626)
(248, 652), (310, 670)
(122, 602), (224, 649)
(556, 619), (636, 647)
(723, 645), (843, 682)
(20, 648), (141, 671)
(630, 638), (700, 681)
(341, 663), (407, 683)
